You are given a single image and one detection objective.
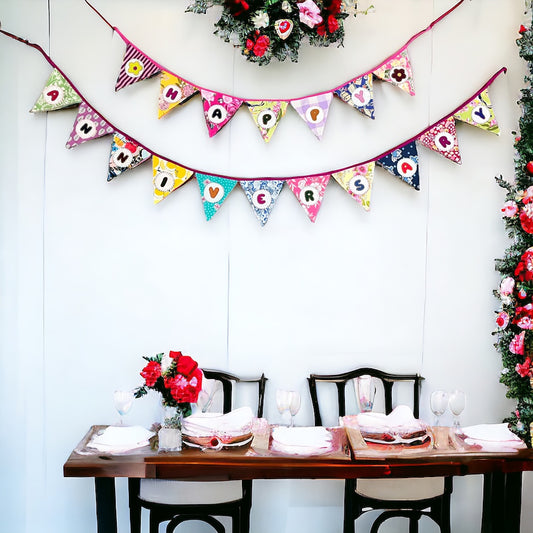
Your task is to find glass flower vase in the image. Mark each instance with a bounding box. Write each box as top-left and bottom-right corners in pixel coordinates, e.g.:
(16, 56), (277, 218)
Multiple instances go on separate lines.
(158, 404), (183, 452)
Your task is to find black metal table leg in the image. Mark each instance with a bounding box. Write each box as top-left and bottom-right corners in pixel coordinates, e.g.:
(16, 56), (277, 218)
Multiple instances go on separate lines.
(95, 477), (118, 533)
(481, 472), (522, 533)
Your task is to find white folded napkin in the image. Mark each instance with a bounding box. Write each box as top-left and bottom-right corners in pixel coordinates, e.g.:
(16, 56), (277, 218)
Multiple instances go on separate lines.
(271, 426), (332, 455)
(182, 406), (254, 437)
(462, 423), (526, 451)
(88, 425), (154, 453)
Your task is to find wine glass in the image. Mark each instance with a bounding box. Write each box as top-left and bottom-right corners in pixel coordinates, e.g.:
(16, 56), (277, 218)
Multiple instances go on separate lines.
(430, 390), (448, 426)
(288, 391), (301, 427)
(448, 390), (466, 430)
(276, 389), (291, 426)
(354, 375), (376, 413)
(113, 389), (134, 425)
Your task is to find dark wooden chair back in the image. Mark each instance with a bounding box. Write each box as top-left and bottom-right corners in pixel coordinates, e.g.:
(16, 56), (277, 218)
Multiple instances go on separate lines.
(202, 369), (267, 417)
(308, 367), (423, 425)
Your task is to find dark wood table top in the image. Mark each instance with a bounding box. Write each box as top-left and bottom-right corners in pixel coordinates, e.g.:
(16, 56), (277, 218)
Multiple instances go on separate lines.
(63, 425), (533, 481)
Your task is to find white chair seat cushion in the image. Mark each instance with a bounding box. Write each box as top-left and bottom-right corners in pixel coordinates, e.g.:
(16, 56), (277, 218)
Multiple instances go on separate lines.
(140, 479), (243, 505)
(355, 477), (445, 501)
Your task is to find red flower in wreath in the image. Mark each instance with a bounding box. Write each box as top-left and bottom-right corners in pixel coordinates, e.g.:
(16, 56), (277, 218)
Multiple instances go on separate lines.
(317, 15), (339, 35)
(246, 30), (270, 57)
(225, 0), (249, 17)
(515, 248), (533, 282)
(516, 356), (532, 378)
(520, 204), (533, 233)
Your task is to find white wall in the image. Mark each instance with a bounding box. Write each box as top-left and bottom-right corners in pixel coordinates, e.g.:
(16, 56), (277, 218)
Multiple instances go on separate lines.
(0, 0), (531, 532)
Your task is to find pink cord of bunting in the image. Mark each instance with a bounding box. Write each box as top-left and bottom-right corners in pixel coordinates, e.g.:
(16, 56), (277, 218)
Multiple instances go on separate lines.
(0, 27), (506, 182)
(85, 0), (466, 101)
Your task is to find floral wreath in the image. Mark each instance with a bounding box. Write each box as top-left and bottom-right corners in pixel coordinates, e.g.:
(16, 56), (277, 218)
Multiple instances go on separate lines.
(186, 0), (356, 66)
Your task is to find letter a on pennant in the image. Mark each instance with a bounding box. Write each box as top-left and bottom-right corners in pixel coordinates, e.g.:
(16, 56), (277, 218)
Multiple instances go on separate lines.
(286, 175), (331, 222)
(201, 90), (243, 138)
(30, 68), (82, 112)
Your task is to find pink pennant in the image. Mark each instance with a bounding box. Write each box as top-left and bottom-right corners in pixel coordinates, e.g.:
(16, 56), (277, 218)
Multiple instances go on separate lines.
(286, 174), (331, 222)
(417, 116), (461, 163)
(373, 50), (415, 96)
(201, 90), (243, 138)
(66, 101), (114, 148)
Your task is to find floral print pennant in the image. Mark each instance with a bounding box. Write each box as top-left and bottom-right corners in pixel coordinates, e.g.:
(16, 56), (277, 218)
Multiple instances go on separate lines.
(245, 101), (288, 142)
(31, 68), (81, 112)
(240, 180), (284, 225)
(332, 162), (375, 210)
(333, 74), (375, 119)
(453, 89), (500, 135)
(417, 116), (461, 164)
(107, 133), (151, 181)
(201, 90), (244, 138)
(376, 142), (420, 190)
(152, 157), (194, 204)
(158, 72), (199, 119)
(286, 174), (331, 222)
(373, 49), (415, 96)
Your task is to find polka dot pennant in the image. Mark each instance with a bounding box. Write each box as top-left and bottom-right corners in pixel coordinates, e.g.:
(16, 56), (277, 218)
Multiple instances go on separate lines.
(197, 174), (238, 221)
(65, 101), (114, 149)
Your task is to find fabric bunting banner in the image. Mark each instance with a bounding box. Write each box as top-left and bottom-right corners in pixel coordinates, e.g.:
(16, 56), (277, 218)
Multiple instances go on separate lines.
(332, 163), (375, 211)
(286, 175), (331, 223)
(197, 174), (238, 220)
(30, 68), (81, 112)
(376, 142), (420, 190)
(115, 42), (161, 92)
(152, 157), (194, 204)
(158, 72), (199, 119)
(101, 1), (467, 141)
(0, 23), (507, 225)
(108, 133), (151, 181)
(240, 180), (285, 225)
(333, 74), (375, 120)
(66, 101), (114, 149)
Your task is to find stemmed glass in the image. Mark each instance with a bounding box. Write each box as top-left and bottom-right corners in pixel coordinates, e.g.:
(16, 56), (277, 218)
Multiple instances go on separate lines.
(276, 389), (291, 426)
(288, 391), (301, 427)
(113, 389), (134, 425)
(430, 390), (448, 426)
(354, 375), (376, 413)
(448, 390), (466, 430)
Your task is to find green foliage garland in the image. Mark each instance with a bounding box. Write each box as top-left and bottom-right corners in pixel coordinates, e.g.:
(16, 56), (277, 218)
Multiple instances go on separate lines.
(186, 0), (353, 66)
(494, 22), (533, 447)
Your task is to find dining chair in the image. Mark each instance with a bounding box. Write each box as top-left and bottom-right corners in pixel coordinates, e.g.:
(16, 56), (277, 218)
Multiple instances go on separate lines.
(307, 367), (452, 533)
(129, 369), (268, 533)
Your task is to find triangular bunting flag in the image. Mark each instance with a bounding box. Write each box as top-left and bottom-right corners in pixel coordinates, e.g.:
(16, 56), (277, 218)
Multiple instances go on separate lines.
(417, 116), (462, 163)
(240, 180), (284, 225)
(66, 101), (114, 148)
(332, 162), (375, 211)
(453, 89), (500, 135)
(197, 174), (237, 220)
(30, 68), (82, 112)
(152, 156), (194, 204)
(286, 175), (331, 222)
(107, 133), (151, 181)
(333, 74), (375, 119)
(245, 101), (288, 142)
(290, 93), (333, 140)
(115, 42), (161, 91)
(201, 90), (243, 138)
(158, 72), (199, 119)
(373, 50), (415, 96)
(376, 142), (420, 190)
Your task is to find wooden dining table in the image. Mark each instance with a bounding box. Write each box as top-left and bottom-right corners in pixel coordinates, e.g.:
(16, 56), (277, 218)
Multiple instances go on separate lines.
(63, 425), (533, 533)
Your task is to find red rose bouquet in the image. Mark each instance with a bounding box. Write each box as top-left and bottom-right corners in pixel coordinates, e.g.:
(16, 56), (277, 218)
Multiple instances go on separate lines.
(134, 350), (203, 419)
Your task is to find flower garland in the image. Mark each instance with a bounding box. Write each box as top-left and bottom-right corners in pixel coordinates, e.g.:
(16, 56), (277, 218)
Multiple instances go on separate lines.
(186, 0), (352, 65)
(494, 22), (533, 447)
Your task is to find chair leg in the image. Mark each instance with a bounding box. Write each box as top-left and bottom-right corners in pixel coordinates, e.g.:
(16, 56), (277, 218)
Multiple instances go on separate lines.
(150, 510), (161, 533)
(128, 479), (142, 533)
(408, 514), (419, 533)
(343, 480), (356, 533)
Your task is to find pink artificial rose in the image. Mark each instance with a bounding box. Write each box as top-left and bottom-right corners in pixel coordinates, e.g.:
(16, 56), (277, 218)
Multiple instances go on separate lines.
(510, 331), (525, 355)
(298, 0), (323, 28)
(517, 316), (533, 330)
(500, 277), (515, 296)
(501, 201), (518, 217)
(523, 186), (533, 204)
